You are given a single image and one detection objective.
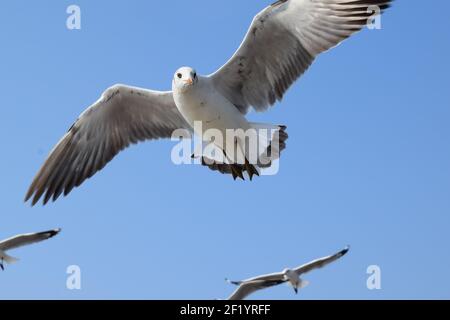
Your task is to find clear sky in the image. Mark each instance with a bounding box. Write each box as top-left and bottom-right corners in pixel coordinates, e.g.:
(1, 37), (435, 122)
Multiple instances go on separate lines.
(0, 0), (449, 300)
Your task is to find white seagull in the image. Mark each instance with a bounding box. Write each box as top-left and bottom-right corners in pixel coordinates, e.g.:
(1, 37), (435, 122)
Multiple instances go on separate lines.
(0, 229), (61, 270)
(25, 0), (391, 205)
(226, 246), (349, 300)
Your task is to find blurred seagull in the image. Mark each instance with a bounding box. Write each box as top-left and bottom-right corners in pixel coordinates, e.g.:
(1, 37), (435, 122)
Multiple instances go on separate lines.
(0, 229), (61, 271)
(226, 246), (349, 300)
(25, 0), (391, 205)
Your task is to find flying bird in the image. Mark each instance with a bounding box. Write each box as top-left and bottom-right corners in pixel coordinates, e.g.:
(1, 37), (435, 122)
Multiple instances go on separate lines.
(25, 0), (391, 205)
(0, 229), (61, 270)
(226, 246), (349, 300)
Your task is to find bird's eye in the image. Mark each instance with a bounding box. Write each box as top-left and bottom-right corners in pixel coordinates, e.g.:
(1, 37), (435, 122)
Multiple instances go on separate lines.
(177, 73), (182, 79)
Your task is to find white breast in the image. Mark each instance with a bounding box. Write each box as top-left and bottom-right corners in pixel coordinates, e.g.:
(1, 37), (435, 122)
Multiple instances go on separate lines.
(173, 77), (250, 137)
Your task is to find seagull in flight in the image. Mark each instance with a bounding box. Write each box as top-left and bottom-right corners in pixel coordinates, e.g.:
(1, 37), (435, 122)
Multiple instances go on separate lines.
(226, 246), (349, 300)
(0, 229), (61, 271)
(25, 0), (391, 205)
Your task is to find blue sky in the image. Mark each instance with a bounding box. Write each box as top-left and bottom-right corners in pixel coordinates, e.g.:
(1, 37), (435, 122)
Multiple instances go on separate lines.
(0, 0), (449, 299)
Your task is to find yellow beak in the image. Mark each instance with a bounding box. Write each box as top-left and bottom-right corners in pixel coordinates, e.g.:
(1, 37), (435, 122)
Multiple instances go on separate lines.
(184, 78), (194, 85)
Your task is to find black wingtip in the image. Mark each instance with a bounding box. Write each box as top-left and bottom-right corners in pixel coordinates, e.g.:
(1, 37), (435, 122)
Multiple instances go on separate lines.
(50, 228), (62, 237)
(225, 278), (241, 286)
(24, 191), (35, 206)
(31, 195), (40, 207)
(340, 245), (350, 256)
(38, 228), (62, 238)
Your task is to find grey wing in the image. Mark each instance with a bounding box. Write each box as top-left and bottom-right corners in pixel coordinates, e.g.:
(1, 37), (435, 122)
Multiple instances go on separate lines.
(210, 0), (392, 114)
(241, 271), (286, 283)
(294, 246), (350, 275)
(25, 85), (190, 206)
(0, 229), (61, 251)
(227, 279), (285, 300)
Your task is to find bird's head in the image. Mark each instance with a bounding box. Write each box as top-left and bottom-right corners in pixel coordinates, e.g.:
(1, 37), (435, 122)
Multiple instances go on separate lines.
(173, 66), (198, 92)
(282, 268), (292, 276)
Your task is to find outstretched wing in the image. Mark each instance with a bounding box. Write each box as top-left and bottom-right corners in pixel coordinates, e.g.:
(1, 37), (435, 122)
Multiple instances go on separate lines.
(210, 0), (391, 113)
(294, 246), (350, 275)
(241, 271), (286, 283)
(227, 279), (286, 300)
(0, 229), (61, 251)
(25, 85), (189, 205)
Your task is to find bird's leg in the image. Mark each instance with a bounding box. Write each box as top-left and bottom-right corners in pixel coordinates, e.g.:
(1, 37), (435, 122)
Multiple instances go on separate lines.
(227, 164), (237, 180)
(294, 287), (298, 294)
(228, 164), (245, 181)
(233, 165), (245, 181)
(221, 149), (245, 181)
(244, 158), (259, 181)
(0, 258), (4, 271)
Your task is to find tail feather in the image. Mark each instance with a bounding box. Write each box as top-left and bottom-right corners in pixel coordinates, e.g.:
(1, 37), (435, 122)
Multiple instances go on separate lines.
(2, 253), (19, 264)
(299, 280), (310, 289)
(200, 123), (288, 179)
